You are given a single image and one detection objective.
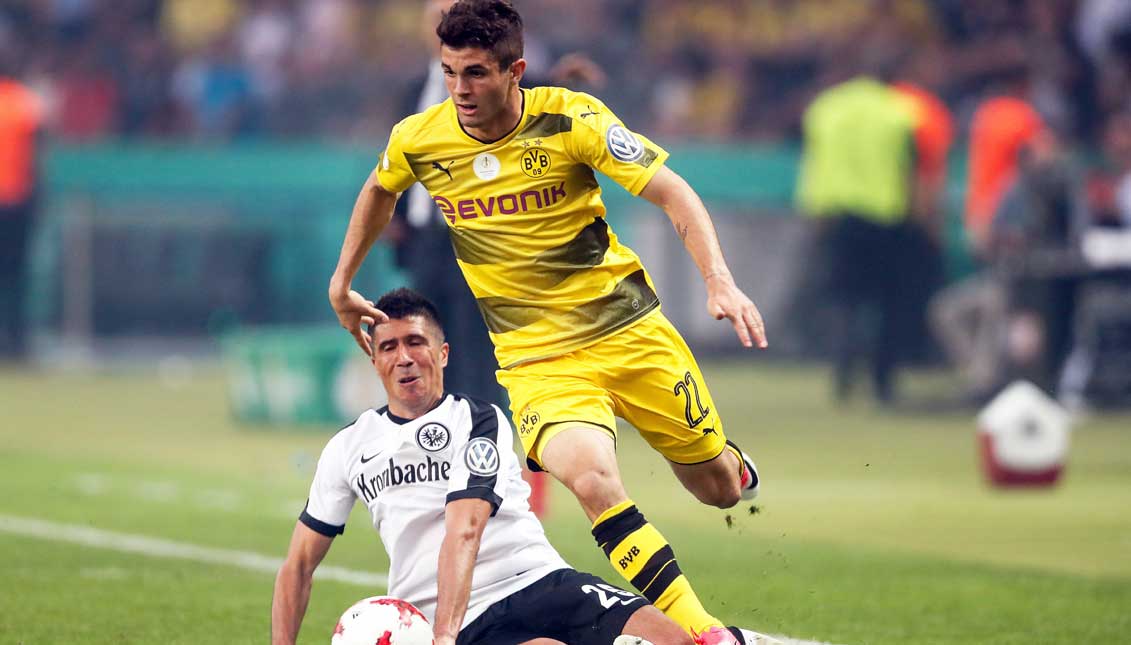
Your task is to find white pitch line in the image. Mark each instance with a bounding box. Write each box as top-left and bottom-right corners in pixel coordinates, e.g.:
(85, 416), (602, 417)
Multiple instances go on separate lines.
(0, 514), (841, 645)
(0, 514), (387, 588)
(768, 636), (843, 645)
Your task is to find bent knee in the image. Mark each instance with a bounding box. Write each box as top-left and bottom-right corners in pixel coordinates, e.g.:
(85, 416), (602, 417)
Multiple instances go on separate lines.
(566, 468), (627, 511)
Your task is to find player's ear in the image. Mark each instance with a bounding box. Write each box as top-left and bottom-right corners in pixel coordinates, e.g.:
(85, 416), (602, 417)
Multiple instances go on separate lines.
(439, 342), (450, 369)
(368, 324), (379, 364)
(509, 58), (526, 84)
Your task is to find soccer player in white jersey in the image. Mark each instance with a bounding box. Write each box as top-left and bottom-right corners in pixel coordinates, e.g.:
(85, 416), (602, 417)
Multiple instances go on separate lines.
(271, 288), (695, 645)
(329, 1), (773, 643)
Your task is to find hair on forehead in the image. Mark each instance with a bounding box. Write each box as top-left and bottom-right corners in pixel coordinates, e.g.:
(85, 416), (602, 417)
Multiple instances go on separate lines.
(436, 0), (524, 70)
(370, 288), (445, 341)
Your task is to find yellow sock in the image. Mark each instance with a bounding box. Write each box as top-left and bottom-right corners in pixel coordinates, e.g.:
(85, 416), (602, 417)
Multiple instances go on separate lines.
(591, 500), (720, 635)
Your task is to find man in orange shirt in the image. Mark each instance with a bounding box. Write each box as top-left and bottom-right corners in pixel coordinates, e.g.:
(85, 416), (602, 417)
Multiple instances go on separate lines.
(964, 70), (1046, 257)
(930, 68), (1047, 400)
(0, 51), (44, 361)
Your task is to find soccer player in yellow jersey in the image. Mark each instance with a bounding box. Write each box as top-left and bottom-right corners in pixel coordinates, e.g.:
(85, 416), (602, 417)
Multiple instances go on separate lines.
(329, 2), (770, 643)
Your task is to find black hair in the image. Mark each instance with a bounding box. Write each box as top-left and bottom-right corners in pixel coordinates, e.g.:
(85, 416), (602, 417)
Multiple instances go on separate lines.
(436, 0), (524, 70)
(371, 288), (445, 341)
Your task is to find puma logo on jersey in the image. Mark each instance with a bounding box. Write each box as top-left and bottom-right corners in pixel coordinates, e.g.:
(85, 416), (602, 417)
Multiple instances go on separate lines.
(580, 105), (600, 119)
(701, 427), (718, 436)
(618, 545), (641, 569)
(432, 160), (455, 181)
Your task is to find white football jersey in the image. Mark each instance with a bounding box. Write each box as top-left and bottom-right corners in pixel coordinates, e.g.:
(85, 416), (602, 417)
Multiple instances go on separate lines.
(301, 393), (569, 627)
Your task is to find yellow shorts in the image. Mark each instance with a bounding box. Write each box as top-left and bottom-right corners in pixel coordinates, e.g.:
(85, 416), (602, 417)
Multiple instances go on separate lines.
(497, 310), (727, 470)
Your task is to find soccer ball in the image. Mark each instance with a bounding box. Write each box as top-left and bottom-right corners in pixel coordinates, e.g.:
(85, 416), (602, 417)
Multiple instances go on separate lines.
(331, 596), (433, 645)
(977, 380), (1071, 487)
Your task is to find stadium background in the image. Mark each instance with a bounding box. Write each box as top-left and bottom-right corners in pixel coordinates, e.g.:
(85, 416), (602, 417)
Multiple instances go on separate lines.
(1, 1), (1130, 644)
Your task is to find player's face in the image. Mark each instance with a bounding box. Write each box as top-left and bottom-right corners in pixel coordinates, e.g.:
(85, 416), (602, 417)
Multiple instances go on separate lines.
(371, 316), (449, 417)
(440, 45), (525, 135)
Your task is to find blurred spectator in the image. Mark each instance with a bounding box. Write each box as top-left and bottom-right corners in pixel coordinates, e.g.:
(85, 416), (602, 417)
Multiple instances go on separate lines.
(172, 35), (257, 138)
(54, 39), (119, 140)
(992, 129), (1083, 393)
(894, 48), (955, 224)
(930, 70), (1048, 401)
(934, 126), (1084, 402)
(1112, 118), (1131, 228)
(161, 0), (242, 55)
(0, 49), (44, 361)
(893, 45), (955, 361)
(795, 46), (923, 404)
(0, 0), (1122, 148)
(1059, 111), (1131, 408)
(118, 29), (180, 135)
(964, 68), (1047, 258)
(1076, 0), (1131, 65)
(237, 0), (294, 105)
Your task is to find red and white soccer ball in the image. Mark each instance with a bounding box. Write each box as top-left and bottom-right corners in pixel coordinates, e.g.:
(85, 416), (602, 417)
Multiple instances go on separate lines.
(331, 596), (433, 645)
(977, 380), (1071, 487)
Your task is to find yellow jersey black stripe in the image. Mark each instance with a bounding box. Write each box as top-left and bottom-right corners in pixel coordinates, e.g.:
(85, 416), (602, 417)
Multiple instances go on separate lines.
(376, 86), (669, 367)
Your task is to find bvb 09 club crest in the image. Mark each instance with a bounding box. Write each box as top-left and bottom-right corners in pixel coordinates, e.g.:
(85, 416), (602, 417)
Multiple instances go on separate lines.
(520, 146), (551, 178)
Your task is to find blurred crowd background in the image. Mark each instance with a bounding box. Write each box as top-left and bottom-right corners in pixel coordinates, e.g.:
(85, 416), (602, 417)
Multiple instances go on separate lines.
(1, 0), (1129, 145)
(2, 0), (1131, 415)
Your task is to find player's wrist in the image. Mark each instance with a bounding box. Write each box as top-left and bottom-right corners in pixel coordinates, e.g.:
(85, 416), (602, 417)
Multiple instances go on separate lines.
(433, 630), (458, 645)
(703, 270), (734, 286)
(327, 279), (353, 303)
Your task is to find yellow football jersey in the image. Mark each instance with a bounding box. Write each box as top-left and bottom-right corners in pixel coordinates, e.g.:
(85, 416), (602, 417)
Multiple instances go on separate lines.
(376, 86), (670, 368)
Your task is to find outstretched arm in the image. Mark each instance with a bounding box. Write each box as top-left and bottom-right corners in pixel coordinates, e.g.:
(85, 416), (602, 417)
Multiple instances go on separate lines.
(329, 173), (400, 355)
(272, 522), (335, 645)
(639, 166), (768, 349)
(433, 497), (493, 645)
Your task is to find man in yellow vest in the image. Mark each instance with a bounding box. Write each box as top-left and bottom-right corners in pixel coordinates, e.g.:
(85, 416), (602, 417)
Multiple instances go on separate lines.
(796, 54), (923, 404)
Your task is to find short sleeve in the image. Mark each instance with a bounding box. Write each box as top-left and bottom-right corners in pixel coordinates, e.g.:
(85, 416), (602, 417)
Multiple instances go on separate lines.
(300, 433), (356, 537)
(374, 118), (418, 193)
(567, 94), (669, 196)
(446, 400), (511, 516)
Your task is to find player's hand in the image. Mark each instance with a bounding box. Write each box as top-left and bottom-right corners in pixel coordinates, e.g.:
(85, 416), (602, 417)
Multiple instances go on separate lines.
(329, 288), (388, 356)
(432, 634), (456, 645)
(705, 274), (768, 349)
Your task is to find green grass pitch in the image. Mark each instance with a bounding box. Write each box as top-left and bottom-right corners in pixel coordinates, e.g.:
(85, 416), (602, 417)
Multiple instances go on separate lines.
(1, 362), (1128, 644)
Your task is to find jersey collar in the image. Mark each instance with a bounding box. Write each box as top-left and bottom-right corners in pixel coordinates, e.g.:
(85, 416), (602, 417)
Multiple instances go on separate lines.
(453, 88), (528, 146)
(380, 393), (450, 425)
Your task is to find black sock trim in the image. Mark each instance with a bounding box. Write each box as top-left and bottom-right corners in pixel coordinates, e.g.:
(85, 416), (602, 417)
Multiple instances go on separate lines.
(591, 504), (647, 556)
(727, 627), (745, 643)
(640, 560), (683, 603)
(629, 544), (675, 590)
(726, 439), (758, 487)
